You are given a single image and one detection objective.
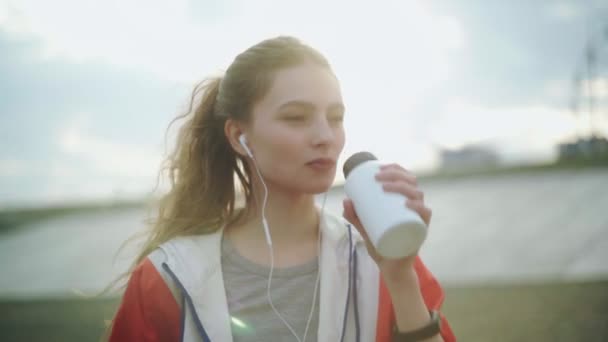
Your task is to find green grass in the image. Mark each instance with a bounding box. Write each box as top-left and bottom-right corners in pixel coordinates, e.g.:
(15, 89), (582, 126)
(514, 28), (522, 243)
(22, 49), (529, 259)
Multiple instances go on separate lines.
(0, 297), (118, 342)
(442, 280), (608, 341)
(1, 280), (607, 341)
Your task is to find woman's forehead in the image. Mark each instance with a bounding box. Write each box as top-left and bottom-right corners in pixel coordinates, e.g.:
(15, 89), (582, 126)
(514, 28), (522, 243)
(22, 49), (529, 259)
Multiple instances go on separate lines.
(257, 64), (343, 111)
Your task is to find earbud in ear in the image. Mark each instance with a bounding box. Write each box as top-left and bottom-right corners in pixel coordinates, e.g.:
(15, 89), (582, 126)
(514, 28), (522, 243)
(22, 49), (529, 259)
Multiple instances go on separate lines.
(239, 134), (254, 158)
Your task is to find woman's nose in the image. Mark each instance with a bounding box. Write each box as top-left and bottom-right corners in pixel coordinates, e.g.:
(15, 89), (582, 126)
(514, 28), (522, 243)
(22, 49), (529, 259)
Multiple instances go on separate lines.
(311, 115), (335, 146)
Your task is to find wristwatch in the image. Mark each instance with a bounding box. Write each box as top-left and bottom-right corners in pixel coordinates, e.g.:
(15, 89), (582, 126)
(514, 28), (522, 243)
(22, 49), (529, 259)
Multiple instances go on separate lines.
(392, 310), (441, 342)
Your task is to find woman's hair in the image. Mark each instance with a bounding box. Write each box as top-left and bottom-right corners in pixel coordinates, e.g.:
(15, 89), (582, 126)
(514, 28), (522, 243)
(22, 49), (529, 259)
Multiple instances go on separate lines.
(102, 36), (333, 339)
(129, 36), (333, 272)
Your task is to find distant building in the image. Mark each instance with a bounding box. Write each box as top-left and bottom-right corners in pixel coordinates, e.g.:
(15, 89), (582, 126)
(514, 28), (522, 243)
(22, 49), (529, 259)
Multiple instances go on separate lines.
(439, 145), (499, 171)
(558, 136), (608, 161)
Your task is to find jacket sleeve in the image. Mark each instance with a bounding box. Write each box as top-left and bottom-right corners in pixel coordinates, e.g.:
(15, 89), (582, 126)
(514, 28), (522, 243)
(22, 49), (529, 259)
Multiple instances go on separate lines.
(109, 258), (181, 342)
(414, 257), (456, 341)
(376, 256), (456, 342)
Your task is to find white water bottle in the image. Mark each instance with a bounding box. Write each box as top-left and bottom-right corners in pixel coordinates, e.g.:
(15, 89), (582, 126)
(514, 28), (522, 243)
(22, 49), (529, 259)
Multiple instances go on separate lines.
(343, 152), (427, 258)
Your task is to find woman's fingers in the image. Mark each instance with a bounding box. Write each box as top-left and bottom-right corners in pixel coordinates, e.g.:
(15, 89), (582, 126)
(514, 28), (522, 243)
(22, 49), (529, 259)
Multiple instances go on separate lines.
(375, 168), (418, 186)
(343, 198), (382, 261)
(342, 199), (364, 233)
(379, 163), (409, 173)
(406, 199), (432, 226)
(381, 181), (424, 201)
(376, 163), (431, 225)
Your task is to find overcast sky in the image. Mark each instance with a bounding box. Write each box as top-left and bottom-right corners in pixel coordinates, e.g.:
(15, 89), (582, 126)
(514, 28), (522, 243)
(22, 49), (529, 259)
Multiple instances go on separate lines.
(1, 0), (607, 207)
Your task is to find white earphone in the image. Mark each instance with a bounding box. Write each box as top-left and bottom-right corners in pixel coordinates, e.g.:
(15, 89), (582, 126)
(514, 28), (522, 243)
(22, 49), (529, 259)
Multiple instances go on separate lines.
(239, 133), (271, 246)
(237, 132), (323, 342)
(239, 134), (254, 158)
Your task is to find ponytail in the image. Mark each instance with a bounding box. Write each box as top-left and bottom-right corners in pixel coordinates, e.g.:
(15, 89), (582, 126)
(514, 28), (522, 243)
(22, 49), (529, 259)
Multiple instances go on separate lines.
(131, 76), (251, 269)
(106, 35), (333, 339)
(128, 36), (329, 267)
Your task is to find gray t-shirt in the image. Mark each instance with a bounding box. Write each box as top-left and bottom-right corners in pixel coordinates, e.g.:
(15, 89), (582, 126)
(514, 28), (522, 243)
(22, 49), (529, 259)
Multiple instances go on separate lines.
(221, 236), (320, 342)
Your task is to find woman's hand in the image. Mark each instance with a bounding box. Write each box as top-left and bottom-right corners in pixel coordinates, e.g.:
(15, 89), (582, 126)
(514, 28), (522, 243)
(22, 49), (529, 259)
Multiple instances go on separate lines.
(343, 163), (445, 340)
(342, 163), (432, 285)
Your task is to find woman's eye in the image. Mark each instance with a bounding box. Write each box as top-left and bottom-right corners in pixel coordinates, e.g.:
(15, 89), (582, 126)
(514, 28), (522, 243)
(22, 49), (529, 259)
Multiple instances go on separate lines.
(283, 114), (307, 121)
(329, 111), (344, 122)
(330, 114), (344, 122)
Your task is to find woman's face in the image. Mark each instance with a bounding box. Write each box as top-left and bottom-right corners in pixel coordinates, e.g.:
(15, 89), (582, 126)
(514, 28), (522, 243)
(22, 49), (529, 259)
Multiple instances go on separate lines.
(246, 63), (345, 195)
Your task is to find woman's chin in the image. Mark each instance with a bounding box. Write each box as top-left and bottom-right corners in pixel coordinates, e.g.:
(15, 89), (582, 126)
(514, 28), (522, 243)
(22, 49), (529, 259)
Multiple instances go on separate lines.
(305, 180), (335, 195)
(278, 174), (336, 195)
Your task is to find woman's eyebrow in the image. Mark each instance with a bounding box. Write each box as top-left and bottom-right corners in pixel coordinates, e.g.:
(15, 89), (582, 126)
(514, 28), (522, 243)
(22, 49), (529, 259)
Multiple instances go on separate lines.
(329, 103), (345, 112)
(278, 100), (315, 111)
(278, 100), (345, 111)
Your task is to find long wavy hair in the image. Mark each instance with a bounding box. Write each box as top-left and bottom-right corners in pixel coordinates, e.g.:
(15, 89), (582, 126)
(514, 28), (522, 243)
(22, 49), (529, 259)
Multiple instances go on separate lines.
(124, 36), (333, 281)
(103, 36), (333, 339)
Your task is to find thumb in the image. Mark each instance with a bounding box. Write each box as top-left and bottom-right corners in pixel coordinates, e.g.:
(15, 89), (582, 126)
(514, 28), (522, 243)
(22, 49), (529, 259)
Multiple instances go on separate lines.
(342, 198), (358, 225)
(343, 198), (381, 262)
(342, 198), (367, 240)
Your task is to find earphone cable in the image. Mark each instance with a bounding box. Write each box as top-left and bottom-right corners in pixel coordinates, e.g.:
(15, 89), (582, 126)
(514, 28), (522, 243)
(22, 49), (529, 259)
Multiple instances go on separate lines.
(251, 156), (322, 342)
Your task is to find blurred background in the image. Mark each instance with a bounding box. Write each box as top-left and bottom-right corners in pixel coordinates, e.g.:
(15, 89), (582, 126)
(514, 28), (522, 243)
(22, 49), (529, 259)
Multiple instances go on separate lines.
(1, 0), (608, 341)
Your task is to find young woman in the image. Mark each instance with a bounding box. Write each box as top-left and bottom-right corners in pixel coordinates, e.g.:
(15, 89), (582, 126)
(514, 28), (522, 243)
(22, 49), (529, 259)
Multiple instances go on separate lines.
(109, 36), (455, 342)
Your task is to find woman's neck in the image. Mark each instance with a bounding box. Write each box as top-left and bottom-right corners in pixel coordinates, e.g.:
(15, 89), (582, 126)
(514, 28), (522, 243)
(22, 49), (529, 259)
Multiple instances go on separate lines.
(225, 183), (323, 267)
(244, 187), (320, 244)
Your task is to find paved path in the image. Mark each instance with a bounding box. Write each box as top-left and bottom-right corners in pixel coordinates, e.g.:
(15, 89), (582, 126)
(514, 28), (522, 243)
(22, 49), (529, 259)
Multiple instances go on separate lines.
(0, 169), (606, 298)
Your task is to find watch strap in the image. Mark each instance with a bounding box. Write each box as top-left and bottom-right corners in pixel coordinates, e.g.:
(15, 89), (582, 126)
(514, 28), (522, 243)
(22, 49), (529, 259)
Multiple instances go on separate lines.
(392, 310), (441, 342)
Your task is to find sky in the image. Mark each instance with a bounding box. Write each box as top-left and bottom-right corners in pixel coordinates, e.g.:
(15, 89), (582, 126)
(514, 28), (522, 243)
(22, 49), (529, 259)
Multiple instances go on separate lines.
(1, 0), (607, 207)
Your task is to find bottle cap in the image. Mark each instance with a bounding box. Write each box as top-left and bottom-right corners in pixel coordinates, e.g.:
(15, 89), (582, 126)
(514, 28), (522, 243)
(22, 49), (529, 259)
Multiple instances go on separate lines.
(343, 151), (377, 178)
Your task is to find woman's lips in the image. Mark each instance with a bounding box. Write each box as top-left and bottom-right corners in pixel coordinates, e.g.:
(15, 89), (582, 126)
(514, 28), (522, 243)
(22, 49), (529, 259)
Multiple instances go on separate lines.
(306, 158), (336, 170)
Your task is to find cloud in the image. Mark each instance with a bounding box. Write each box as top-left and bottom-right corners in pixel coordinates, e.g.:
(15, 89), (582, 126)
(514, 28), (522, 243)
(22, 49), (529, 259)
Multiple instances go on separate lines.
(0, 0), (200, 80)
(581, 77), (608, 99)
(429, 98), (581, 163)
(0, 158), (26, 177)
(2, 0), (607, 205)
(433, 0), (607, 111)
(57, 113), (162, 178)
(0, 0), (465, 85)
(546, 2), (584, 21)
(0, 113), (164, 206)
(0, 27), (188, 206)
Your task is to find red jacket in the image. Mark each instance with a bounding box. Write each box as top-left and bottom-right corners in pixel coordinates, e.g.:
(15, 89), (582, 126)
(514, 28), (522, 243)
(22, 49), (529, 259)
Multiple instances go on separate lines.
(110, 217), (455, 341)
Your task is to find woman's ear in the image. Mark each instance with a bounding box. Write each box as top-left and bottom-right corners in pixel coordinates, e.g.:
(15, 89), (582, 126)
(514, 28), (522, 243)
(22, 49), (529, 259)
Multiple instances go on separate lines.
(224, 119), (249, 157)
